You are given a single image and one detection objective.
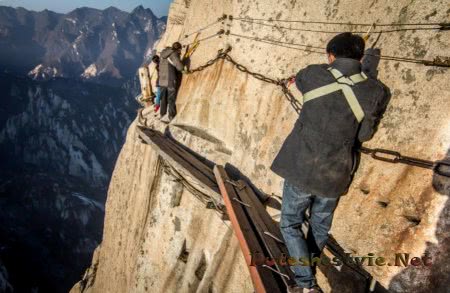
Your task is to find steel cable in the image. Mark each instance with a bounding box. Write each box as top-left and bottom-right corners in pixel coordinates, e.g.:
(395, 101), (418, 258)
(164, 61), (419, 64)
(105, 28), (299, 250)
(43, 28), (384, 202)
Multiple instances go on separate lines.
(229, 32), (450, 67)
(233, 16), (447, 27)
(182, 15), (227, 39)
(237, 18), (446, 34)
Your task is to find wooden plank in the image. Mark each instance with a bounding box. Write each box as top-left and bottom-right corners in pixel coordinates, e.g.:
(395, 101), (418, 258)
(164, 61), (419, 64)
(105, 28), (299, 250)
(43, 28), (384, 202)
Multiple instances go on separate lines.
(139, 127), (217, 189)
(143, 127), (215, 182)
(238, 181), (285, 242)
(137, 127), (222, 205)
(236, 180), (297, 288)
(163, 135), (217, 183)
(214, 165), (282, 293)
(150, 134), (218, 190)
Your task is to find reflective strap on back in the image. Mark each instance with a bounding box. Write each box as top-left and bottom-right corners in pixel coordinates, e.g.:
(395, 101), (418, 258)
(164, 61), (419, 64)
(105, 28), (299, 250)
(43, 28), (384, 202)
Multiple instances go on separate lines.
(302, 68), (367, 123)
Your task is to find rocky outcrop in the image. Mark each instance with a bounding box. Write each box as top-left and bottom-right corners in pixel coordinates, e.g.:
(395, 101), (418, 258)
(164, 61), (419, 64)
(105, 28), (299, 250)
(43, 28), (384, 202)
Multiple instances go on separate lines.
(74, 0), (450, 292)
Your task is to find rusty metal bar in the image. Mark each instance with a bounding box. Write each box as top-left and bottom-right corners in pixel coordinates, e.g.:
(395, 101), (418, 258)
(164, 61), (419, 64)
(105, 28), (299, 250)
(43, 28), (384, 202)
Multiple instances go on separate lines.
(214, 165), (282, 293)
(236, 180), (297, 288)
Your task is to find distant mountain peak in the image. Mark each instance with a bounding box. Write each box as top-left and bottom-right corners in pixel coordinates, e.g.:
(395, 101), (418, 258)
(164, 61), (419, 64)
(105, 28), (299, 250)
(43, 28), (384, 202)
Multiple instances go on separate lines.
(105, 6), (121, 11)
(134, 5), (145, 10)
(132, 5), (154, 16)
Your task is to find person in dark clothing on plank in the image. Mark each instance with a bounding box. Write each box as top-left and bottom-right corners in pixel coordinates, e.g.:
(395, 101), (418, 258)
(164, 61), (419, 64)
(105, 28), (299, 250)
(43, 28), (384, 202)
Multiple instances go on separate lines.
(271, 33), (391, 293)
(159, 42), (185, 123)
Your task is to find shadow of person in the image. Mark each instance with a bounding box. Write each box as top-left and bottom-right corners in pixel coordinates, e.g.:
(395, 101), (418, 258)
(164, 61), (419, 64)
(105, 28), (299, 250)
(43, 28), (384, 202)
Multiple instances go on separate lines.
(387, 149), (450, 293)
(315, 149), (450, 293)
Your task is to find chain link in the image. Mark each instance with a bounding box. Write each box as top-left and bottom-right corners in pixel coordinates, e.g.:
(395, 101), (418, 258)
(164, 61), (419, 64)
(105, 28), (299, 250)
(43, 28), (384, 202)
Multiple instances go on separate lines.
(360, 147), (450, 177)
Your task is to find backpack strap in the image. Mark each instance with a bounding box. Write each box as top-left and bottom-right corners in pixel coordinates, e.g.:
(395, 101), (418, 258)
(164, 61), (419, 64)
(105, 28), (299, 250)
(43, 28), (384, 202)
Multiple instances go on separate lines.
(302, 67), (368, 123)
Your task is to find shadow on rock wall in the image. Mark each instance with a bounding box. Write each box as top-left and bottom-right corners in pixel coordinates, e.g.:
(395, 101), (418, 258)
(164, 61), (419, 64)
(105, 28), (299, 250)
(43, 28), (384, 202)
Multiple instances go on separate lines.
(388, 149), (450, 293)
(317, 149), (449, 293)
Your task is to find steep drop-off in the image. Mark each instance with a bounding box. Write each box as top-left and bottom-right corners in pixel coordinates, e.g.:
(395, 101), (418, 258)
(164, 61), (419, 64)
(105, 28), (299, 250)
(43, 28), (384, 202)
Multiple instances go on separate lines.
(0, 73), (137, 292)
(74, 0), (450, 292)
(0, 5), (167, 292)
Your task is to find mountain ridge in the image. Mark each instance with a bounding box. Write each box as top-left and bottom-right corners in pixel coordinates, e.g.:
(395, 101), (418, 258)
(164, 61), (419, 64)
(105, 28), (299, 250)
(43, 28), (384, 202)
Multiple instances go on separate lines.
(0, 5), (166, 82)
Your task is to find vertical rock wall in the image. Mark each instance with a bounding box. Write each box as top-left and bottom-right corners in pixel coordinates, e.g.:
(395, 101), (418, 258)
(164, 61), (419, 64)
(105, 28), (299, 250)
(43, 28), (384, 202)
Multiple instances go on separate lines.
(73, 0), (449, 292)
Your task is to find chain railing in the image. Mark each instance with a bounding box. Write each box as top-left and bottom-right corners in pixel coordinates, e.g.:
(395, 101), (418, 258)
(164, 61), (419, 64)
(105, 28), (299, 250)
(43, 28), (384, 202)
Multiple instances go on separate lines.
(187, 46), (303, 114)
(360, 147), (450, 177)
(184, 47), (450, 177)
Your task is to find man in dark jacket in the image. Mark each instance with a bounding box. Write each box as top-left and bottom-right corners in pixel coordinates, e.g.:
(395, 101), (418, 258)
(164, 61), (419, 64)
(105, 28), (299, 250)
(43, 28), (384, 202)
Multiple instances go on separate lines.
(159, 42), (185, 122)
(271, 33), (390, 292)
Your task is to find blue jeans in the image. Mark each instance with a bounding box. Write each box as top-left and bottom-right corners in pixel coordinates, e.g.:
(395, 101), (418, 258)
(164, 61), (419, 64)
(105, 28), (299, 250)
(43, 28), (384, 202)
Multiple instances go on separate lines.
(280, 181), (339, 288)
(155, 87), (161, 105)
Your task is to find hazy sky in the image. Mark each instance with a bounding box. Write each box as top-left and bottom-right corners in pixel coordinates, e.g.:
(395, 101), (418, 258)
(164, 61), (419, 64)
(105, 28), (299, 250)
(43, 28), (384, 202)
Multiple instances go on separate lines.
(0, 0), (172, 16)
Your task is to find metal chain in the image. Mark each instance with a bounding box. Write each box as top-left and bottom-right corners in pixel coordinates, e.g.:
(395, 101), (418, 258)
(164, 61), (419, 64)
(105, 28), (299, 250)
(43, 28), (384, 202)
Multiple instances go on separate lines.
(187, 47), (302, 113)
(360, 147), (450, 177)
(186, 45), (231, 73)
(185, 47), (449, 178)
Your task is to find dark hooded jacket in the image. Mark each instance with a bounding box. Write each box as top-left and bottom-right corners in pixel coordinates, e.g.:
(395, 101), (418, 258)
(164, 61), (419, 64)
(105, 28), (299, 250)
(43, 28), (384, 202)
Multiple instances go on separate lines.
(270, 56), (390, 198)
(159, 47), (184, 89)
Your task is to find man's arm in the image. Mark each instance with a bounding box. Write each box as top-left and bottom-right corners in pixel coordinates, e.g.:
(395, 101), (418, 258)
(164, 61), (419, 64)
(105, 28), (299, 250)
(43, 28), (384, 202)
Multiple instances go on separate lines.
(358, 48), (391, 142)
(358, 83), (391, 142)
(294, 66), (310, 94)
(361, 48), (381, 79)
(169, 54), (184, 72)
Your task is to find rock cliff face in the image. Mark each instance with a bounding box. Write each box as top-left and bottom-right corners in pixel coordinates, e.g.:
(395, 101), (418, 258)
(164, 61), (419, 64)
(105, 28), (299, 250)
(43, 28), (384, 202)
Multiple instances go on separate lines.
(73, 0), (450, 292)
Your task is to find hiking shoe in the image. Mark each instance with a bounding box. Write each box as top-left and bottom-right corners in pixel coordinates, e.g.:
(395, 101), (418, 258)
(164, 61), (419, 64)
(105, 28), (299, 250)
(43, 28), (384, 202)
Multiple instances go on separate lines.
(154, 105), (160, 113)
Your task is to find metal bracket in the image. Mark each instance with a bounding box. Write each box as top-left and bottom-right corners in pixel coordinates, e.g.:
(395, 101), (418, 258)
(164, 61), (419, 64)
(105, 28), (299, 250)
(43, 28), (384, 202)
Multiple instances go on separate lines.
(424, 56), (450, 68)
(434, 160), (450, 177)
(263, 231), (285, 244)
(226, 179), (246, 190)
(262, 264), (290, 280)
(232, 197), (251, 207)
(439, 23), (450, 31)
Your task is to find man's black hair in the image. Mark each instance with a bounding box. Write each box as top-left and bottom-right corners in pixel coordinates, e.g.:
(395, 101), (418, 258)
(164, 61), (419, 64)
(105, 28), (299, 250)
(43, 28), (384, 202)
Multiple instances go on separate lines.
(172, 42), (182, 51)
(152, 55), (160, 63)
(326, 33), (365, 60)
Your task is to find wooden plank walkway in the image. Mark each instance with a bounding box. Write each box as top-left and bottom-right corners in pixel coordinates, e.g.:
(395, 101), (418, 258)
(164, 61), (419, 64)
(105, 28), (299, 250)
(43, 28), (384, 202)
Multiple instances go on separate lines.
(137, 126), (388, 293)
(214, 165), (286, 293)
(137, 126), (223, 207)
